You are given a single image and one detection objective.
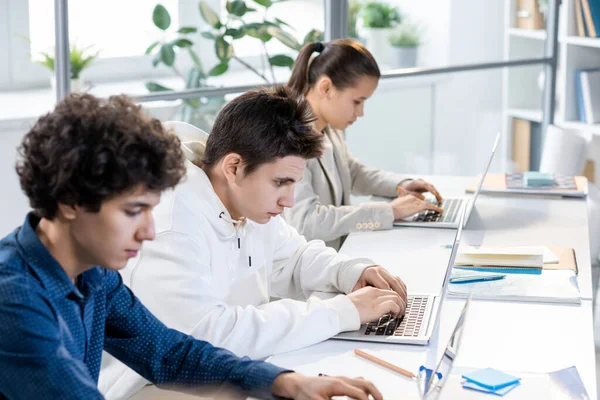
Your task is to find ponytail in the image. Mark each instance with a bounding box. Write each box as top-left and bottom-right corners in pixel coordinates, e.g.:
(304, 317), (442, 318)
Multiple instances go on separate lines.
(288, 42), (323, 95)
(287, 39), (381, 95)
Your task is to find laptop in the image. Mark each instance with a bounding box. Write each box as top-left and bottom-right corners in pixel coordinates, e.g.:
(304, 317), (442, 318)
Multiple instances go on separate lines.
(394, 131), (501, 229)
(418, 297), (472, 399)
(332, 203), (466, 346)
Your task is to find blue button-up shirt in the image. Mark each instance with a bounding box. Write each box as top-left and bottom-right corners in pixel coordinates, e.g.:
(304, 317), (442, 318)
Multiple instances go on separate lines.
(0, 213), (289, 399)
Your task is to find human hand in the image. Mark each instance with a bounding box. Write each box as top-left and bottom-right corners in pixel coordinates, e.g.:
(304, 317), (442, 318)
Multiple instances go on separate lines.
(271, 372), (383, 400)
(400, 179), (443, 204)
(390, 194), (443, 220)
(347, 286), (406, 323)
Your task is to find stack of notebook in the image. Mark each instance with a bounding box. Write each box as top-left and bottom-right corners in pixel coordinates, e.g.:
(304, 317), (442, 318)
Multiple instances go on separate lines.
(449, 246), (581, 304)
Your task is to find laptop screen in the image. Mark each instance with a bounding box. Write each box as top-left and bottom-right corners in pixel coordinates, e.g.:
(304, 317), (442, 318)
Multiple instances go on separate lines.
(464, 131), (501, 227)
(421, 297), (472, 398)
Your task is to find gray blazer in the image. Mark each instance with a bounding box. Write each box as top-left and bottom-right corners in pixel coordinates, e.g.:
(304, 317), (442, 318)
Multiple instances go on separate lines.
(283, 126), (408, 250)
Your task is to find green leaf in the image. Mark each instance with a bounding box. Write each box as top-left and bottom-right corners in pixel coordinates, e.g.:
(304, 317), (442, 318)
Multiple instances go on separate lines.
(268, 54), (294, 67)
(152, 4), (171, 30)
(145, 41), (160, 55)
(199, 1), (222, 29)
(172, 38), (194, 48)
(201, 30), (217, 39)
(178, 26), (198, 34)
(302, 29), (323, 46)
(267, 26), (300, 50)
(257, 26), (272, 42)
(209, 62), (229, 76)
(160, 43), (175, 66)
(225, 28), (245, 39)
(251, 0), (272, 7)
(226, 0), (247, 17)
(145, 81), (174, 92)
(215, 36), (233, 62)
(274, 17), (294, 31)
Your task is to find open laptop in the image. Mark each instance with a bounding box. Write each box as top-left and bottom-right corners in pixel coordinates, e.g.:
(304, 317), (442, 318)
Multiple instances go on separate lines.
(332, 203), (466, 346)
(394, 132), (501, 229)
(418, 297), (472, 399)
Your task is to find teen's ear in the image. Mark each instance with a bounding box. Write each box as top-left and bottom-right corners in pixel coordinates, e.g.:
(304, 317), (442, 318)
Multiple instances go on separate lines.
(221, 153), (244, 184)
(316, 76), (333, 98)
(56, 203), (78, 221)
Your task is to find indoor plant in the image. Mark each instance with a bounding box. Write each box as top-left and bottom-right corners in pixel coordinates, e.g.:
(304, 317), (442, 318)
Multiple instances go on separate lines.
(359, 1), (401, 64)
(145, 1), (322, 129)
(388, 21), (421, 69)
(33, 43), (99, 92)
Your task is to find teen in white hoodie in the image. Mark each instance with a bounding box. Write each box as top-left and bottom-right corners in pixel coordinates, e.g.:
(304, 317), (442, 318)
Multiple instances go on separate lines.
(99, 87), (407, 399)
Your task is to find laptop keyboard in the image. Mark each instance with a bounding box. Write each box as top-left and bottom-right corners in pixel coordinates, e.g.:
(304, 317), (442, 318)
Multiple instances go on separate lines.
(415, 198), (462, 223)
(364, 296), (429, 337)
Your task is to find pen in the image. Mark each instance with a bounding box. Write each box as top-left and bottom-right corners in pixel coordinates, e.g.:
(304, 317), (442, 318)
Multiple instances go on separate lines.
(353, 349), (416, 379)
(449, 275), (506, 284)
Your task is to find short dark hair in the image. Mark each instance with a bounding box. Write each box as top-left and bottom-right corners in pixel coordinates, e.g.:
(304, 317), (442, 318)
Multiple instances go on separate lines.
(16, 93), (186, 219)
(287, 39), (381, 95)
(202, 86), (323, 175)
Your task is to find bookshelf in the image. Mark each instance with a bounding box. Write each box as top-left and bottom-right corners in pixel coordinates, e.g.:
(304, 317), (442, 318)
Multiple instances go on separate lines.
(503, 0), (600, 182)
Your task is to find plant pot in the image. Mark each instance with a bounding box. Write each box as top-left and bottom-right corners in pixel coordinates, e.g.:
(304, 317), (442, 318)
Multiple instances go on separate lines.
(50, 76), (84, 93)
(361, 27), (392, 65)
(389, 46), (418, 69)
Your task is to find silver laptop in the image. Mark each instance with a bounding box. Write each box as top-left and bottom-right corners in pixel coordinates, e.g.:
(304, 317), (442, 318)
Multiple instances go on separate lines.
(332, 203), (466, 345)
(394, 131), (501, 229)
(418, 296), (472, 399)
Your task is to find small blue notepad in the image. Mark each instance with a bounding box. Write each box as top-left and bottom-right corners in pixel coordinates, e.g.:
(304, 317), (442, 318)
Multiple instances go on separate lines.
(462, 368), (521, 391)
(523, 171), (554, 187)
(463, 380), (520, 396)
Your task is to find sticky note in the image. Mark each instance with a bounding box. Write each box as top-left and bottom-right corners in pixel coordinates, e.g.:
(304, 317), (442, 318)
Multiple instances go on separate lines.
(462, 380), (520, 396)
(523, 171), (554, 187)
(462, 368), (521, 390)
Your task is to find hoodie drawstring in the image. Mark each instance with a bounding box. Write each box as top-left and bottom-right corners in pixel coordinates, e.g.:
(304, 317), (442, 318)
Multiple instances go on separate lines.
(219, 211), (252, 267)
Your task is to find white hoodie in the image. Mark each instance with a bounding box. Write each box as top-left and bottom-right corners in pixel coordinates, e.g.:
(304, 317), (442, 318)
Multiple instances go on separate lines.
(98, 122), (376, 399)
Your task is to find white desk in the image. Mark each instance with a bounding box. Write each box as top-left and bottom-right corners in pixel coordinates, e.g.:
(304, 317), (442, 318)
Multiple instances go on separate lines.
(269, 176), (597, 399)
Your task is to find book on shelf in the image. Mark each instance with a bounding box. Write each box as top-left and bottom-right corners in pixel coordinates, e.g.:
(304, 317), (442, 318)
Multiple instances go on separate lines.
(575, 68), (600, 123)
(581, 0), (597, 37)
(575, 0), (587, 37)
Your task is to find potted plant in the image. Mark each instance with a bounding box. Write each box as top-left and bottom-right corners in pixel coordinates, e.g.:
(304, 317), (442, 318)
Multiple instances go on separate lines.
(388, 21), (421, 69)
(37, 43), (99, 92)
(359, 1), (401, 64)
(144, 1), (322, 129)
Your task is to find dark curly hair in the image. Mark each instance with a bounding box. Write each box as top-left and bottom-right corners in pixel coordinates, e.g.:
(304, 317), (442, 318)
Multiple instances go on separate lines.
(16, 93), (186, 220)
(202, 85), (323, 176)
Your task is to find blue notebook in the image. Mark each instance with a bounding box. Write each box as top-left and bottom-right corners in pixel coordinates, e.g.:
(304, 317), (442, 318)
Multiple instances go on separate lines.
(455, 266), (542, 275)
(463, 380), (520, 396)
(462, 368), (521, 391)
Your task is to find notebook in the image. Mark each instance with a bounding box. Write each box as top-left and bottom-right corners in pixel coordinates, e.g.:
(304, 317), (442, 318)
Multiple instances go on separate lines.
(455, 246), (544, 269)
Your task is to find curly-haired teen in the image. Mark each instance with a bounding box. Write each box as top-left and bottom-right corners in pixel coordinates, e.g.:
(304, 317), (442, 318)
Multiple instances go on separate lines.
(99, 86), (406, 399)
(0, 93), (382, 400)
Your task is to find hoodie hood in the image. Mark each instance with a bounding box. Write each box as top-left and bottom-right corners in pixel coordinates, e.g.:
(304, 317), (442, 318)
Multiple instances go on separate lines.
(164, 121), (253, 244)
(163, 120), (208, 165)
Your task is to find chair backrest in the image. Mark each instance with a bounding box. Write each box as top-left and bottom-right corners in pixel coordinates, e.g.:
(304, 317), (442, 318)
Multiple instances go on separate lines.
(539, 125), (592, 175)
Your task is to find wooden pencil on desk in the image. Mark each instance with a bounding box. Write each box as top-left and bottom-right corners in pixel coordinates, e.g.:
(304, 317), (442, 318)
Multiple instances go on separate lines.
(353, 349), (416, 379)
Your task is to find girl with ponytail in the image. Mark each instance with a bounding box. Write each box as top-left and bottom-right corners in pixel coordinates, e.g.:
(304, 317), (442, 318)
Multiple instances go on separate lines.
(283, 39), (444, 250)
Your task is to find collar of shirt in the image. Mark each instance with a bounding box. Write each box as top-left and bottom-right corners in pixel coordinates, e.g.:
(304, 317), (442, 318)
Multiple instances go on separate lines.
(16, 212), (105, 300)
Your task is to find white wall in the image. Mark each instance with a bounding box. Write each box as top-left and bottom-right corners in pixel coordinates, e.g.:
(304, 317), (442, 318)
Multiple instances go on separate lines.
(0, 123), (32, 236)
(347, 0), (506, 177)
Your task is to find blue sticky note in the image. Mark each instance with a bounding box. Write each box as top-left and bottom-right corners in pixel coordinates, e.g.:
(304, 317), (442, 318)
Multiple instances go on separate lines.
(462, 380), (520, 396)
(462, 368), (521, 390)
(523, 171), (554, 187)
